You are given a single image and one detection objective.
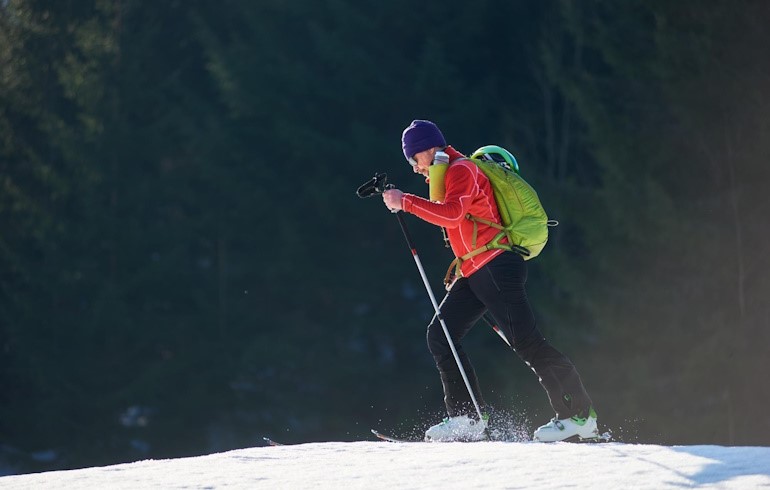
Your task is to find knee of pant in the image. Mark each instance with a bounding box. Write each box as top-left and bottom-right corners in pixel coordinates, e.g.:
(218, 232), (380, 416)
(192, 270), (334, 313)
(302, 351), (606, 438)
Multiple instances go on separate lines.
(426, 323), (449, 357)
(434, 354), (459, 374)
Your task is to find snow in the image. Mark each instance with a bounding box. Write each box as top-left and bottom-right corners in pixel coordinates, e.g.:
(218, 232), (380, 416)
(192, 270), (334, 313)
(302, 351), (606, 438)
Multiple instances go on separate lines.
(1, 440), (768, 489)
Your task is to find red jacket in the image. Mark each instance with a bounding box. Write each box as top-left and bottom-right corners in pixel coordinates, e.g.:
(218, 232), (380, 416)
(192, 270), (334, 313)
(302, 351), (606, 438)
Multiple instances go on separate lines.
(402, 146), (505, 278)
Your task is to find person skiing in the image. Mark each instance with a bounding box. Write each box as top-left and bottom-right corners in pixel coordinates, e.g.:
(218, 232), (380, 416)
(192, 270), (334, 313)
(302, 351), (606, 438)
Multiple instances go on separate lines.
(382, 119), (598, 442)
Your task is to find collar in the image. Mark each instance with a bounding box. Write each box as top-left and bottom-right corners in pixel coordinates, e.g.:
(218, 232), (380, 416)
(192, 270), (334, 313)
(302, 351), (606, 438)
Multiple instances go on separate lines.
(444, 145), (467, 163)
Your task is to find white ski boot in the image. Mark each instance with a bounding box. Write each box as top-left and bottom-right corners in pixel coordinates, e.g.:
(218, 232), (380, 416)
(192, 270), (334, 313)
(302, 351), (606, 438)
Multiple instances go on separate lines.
(533, 407), (599, 442)
(425, 415), (488, 442)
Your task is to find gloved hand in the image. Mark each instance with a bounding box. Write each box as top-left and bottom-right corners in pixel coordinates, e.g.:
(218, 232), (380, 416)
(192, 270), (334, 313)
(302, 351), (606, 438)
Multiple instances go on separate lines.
(383, 189), (404, 212)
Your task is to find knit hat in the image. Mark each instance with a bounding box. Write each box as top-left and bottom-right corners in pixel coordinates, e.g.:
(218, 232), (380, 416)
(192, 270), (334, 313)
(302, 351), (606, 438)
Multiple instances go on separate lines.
(401, 120), (446, 160)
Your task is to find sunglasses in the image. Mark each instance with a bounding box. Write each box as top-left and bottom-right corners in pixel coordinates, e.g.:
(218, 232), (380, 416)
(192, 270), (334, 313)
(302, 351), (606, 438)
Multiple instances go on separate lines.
(407, 156), (418, 167)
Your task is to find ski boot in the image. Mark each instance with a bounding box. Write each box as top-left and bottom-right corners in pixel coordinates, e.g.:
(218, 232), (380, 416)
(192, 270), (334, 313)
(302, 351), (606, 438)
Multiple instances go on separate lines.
(533, 407), (599, 442)
(425, 414), (488, 442)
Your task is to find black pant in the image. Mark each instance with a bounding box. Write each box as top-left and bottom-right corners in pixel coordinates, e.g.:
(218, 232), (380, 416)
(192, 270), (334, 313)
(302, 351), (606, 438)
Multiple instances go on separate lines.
(427, 252), (592, 420)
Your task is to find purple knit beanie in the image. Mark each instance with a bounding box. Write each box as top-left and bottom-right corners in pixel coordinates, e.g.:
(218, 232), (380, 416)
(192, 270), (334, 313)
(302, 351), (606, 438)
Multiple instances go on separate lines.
(401, 120), (446, 160)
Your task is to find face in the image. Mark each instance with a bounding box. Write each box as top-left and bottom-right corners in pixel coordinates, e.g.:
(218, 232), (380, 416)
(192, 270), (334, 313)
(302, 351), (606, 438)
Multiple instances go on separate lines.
(409, 148), (436, 177)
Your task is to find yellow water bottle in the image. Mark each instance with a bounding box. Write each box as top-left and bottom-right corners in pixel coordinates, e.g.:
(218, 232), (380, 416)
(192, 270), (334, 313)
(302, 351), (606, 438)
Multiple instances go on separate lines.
(429, 150), (449, 202)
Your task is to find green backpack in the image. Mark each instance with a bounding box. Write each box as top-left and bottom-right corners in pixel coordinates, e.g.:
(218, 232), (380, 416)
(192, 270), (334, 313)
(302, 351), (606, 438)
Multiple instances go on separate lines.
(446, 145), (554, 282)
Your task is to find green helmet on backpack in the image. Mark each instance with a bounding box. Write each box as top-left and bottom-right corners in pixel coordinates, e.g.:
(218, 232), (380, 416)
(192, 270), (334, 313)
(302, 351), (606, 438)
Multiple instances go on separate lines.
(471, 145), (520, 175)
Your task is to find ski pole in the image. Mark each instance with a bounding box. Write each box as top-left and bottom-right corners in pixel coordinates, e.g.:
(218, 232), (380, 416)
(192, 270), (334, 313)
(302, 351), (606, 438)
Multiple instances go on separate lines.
(429, 307), (511, 349)
(482, 313), (512, 347)
(356, 173), (490, 430)
(392, 210), (488, 427)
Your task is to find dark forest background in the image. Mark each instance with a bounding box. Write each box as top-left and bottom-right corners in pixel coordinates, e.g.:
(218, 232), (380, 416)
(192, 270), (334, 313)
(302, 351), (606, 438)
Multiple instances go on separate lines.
(2, 0), (769, 475)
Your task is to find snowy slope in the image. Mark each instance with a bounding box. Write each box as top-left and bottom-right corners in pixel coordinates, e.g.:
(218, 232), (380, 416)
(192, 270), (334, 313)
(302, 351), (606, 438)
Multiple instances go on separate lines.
(1, 441), (769, 489)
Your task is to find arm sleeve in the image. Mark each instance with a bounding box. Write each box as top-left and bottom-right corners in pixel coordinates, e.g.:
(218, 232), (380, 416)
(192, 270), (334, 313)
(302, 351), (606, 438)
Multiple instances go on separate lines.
(402, 163), (477, 228)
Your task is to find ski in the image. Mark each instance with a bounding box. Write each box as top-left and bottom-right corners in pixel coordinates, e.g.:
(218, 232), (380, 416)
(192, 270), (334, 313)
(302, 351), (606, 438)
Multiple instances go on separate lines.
(263, 437), (284, 446)
(591, 434), (613, 443)
(372, 428), (612, 444)
(566, 431), (613, 443)
(371, 428), (498, 443)
(370, 429), (419, 443)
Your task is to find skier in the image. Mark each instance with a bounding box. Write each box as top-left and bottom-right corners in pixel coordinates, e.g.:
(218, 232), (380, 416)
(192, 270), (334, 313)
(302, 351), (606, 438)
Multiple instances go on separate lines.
(382, 119), (598, 442)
